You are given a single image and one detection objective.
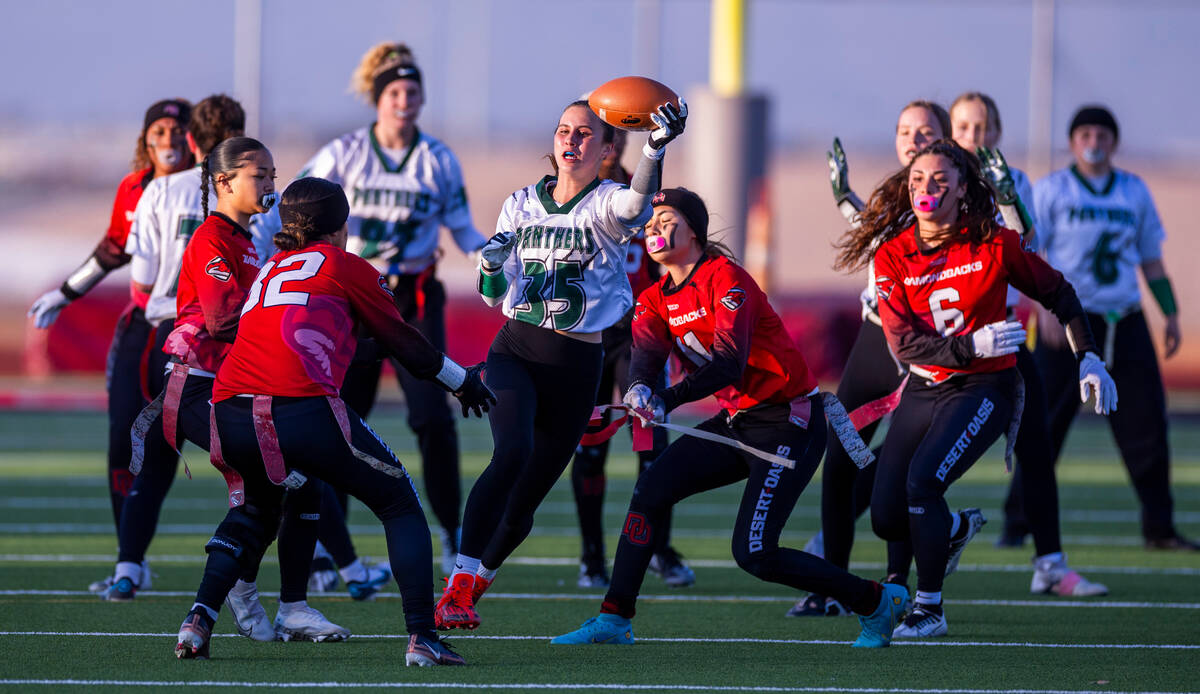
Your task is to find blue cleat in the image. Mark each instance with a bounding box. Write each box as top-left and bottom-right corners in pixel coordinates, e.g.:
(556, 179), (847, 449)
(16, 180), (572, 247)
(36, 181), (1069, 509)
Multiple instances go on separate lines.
(550, 613), (635, 645)
(347, 564), (391, 601)
(852, 583), (908, 648)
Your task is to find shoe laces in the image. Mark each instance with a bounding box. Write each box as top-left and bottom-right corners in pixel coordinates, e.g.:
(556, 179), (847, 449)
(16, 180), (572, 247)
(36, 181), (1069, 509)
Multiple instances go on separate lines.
(903, 604), (942, 628)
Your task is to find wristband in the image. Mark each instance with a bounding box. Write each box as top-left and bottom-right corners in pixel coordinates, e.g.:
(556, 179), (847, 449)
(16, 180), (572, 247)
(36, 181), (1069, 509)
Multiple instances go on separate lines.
(435, 355), (467, 392)
(642, 142), (666, 160)
(1148, 276), (1178, 317)
(62, 255), (107, 299)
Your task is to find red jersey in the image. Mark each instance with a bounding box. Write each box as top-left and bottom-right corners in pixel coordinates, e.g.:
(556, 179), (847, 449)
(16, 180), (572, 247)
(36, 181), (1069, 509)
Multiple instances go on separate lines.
(214, 240), (442, 401)
(630, 255), (817, 415)
(874, 226), (1075, 382)
(96, 169), (153, 297)
(164, 214), (260, 373)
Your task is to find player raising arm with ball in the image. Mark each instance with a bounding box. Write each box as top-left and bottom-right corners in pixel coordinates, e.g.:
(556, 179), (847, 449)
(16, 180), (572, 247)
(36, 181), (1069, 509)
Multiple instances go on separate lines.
(837, 139), (1116, 638)
(434, 93), (685, 631)
(552, 188), (908, 648)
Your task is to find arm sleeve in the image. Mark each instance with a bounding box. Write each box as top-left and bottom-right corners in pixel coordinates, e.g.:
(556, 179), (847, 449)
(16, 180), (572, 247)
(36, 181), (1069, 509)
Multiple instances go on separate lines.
(656, 267), (756, 413)
(192, 236), (249, 343)
(999, 229), (1099, 355)
(628, 294), (675, 390)
(126, 183), (162, 286)
(436, 148), (487, 254)
(343, 254), (443, 379)
(605, 151), (659, 238)
(874, 249), (976, 368)
(478, 195), (520, 306)
(1134, 178), (1166, 262)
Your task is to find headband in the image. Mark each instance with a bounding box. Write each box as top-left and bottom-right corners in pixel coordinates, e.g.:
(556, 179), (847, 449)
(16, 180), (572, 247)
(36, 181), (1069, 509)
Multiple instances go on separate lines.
(372, 64), (422, 103)
(143, 99), (190, 133)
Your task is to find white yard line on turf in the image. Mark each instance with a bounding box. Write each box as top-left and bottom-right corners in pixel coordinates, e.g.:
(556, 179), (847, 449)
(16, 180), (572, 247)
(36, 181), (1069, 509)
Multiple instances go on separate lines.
(2, 589), (1199, 609)
(0, 683), (1194, 694)
(3, 553), (1197, 577)
(1, 632), (1198, 651)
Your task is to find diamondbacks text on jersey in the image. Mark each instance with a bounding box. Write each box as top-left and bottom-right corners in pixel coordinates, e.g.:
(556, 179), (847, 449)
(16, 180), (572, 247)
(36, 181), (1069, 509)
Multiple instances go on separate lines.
(297, 127), (484, 273)
(874, 227), (1082, 383)
(1033, 165), (1164, 315)
(125, 166), (279, 326)
(479, 177), (647, 334)
(630, 254), (817, 414)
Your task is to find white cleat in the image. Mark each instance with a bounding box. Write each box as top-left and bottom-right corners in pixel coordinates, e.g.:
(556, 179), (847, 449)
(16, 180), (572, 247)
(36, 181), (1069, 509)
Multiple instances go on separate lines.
(274, 601), (351, 643)
(225, 580), (278, 642)
(1031, 555), (1108, 597)
(945, 508), (986, 578)
(892, 603), (948, 638)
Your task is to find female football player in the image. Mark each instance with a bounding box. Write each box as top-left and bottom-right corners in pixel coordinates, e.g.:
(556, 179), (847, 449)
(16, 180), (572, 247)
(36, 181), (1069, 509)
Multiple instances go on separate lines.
(28, 99), (192, 594)
(837, 139), (1116, 637)
(1031, 106), (1194, 551)
(175, 176), (493, 665)
(297, 42), (487, 569)
(951, 93), (1108, 595)
(792, 100), (951, 617)
(433, 96), (686, 631)
(552, 187), (907, 648)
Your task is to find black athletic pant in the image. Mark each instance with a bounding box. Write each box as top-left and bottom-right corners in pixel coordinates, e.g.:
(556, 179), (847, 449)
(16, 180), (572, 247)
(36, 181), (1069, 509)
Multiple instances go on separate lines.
(1027, 311), (1176, 541)
(123, 369), (318, 601)
(460, 319), (603, 570)
(105, 308), (175, 530)
(820, 319), (909, 577)
(603, 400), (880, 619)
(340, 276), (461, 543)
(872, 370), (1016, 595)
(997, 346), (1063, 557)
(204, 396), (434, 636)
(571, 317), (671, 569)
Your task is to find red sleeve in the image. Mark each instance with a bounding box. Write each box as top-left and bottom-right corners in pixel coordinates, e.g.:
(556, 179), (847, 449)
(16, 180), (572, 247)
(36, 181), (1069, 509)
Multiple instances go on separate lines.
(94, 172), (144, 270)
(629, 287), (674, 387)
(657, 264), (757, 413)
(192, 234), (248, 343)
(341, 254), (443, 379)
(875, 243), (976, 368)
(998, 228), (1099, 355)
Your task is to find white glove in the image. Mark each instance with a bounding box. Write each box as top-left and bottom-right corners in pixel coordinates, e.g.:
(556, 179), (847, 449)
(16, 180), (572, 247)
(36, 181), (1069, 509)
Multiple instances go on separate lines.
(623, 383), (664, 424)
(971, 320), (1026, 358)
(1079, 352), (1118, 415)
(480, 231), (517, 272)
(28, 288), (70, 329)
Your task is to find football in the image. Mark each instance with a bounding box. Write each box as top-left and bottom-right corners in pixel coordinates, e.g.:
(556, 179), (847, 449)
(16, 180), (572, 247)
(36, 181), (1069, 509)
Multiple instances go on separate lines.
(588, 76), (680, 131)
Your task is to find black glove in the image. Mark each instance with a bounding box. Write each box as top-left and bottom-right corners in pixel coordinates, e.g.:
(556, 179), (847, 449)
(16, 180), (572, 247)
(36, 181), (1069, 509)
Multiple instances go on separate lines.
(647, 99), (688, 151)
(453, 363), (497, 418)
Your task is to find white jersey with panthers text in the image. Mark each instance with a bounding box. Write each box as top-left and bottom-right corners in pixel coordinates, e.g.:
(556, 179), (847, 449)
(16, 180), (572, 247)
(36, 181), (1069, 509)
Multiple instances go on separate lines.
(297, 126), (485, 275)
(125, 166), (280, 326)
(1033, 166), (1165, 315)
(1003, 166), (1037, 309)
(490, 176), (649, 333)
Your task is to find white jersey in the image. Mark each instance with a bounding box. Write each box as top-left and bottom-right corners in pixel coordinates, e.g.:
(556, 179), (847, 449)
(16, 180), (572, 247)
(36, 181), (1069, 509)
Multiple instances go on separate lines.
(297, 126), (485, 275)
(485, 176), (648, 333)
(1033, 166), (1164, 315)
(1003, 167), (1037, 309)
(125, 166), (280, 326)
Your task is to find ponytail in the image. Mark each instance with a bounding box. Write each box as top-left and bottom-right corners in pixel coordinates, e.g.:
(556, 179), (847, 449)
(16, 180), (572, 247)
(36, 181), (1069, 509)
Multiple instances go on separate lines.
(200, 156), (212, 217)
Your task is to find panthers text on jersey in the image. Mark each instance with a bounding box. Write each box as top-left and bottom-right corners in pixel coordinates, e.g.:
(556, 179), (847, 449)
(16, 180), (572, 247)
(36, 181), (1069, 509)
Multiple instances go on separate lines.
(1033, 165), (1165, 315)
(125, 166), (279, 326)
(297, 127), (485, 274)
(478, 176), (648, 334)
(874, 226), (1082, 383)
(214, 240), (442, 402)
(630, 254), (817, 414)
(163, 213), (261, 374)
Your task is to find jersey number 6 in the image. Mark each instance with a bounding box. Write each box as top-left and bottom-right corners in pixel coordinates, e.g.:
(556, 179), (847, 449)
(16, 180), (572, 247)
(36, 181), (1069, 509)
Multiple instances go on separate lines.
(929, 287), (964, 336)
(242, 251), (327, 315)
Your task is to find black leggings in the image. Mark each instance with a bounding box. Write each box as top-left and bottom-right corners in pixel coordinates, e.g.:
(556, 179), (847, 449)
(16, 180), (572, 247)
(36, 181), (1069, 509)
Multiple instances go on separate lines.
(105, 309), (174, 530)
(460, 319), (603, 569)
(1029, 311), (1176, 541)
(205, 396), (433, 635)
(340, 276), (461, 540)
(571, 318), (671, 565)
(871, 370), (1016, 595)
(604, 400), (879, 618)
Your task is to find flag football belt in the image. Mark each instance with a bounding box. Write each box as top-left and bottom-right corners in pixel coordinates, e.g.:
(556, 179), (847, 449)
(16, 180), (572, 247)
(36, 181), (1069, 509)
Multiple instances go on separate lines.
(581, 391), (874, 470)
(129, 362), (213, 482)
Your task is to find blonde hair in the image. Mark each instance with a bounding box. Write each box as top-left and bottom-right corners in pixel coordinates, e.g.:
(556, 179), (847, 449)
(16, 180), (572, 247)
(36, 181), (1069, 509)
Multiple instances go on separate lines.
(349, 42), (418, 104)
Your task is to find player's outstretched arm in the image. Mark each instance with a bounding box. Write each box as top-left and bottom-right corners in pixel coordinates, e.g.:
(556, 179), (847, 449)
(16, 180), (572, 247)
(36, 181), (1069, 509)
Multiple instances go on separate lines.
(477, 231), (517, 307)
(1142, 258), (1181, 357)
(978, 146), (1035, 237)
(828, 137), (864, 225)
(613, 99), (688, 225)
(27, 252), (113, 329)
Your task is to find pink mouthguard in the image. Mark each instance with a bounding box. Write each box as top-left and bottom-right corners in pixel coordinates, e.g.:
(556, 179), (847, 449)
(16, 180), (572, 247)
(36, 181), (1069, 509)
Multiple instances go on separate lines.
(646, 235), (668, 252)
(914, 195), (940, 212)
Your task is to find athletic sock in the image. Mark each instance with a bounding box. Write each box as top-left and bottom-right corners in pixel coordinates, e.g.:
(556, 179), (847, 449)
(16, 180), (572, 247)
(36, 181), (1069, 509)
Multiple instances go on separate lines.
(115, 561), (141, 584)
(476, 565), (497, 581)
(339, 558), (368, 584)
(452, 554), (480, 580)
(1035, 551), (1064, 565)
(914, 591), (942, 611)
(191, 602), (219, 622)
(278, 599), (306, 614)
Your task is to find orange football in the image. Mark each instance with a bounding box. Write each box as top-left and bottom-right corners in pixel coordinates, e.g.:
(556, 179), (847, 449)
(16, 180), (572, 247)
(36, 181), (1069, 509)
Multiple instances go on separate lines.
(588, 76), (680, 131)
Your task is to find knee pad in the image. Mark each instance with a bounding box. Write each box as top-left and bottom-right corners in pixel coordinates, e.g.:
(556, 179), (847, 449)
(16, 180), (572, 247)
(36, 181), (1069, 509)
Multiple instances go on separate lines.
(206, 505), (278, 568)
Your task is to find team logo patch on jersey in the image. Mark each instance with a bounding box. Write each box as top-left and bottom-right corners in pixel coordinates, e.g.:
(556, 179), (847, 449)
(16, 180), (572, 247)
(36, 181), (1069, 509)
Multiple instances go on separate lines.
(875, 275), (895, 300)
(720, 287), (746, 311)
(633, 302), (647, 320)
(377, 275), (394, 296)
(205, 256), (232, 282)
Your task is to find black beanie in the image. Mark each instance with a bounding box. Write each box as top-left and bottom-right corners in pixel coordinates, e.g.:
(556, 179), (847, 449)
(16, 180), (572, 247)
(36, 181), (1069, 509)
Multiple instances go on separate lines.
(1069, 105), (1119, 142)
(143, 99), (191, 133)
(651, 188), (709, 247)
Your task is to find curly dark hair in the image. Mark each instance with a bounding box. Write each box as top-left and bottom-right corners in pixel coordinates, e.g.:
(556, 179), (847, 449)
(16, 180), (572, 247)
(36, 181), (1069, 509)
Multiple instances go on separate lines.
(834, 138), (998, 272)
